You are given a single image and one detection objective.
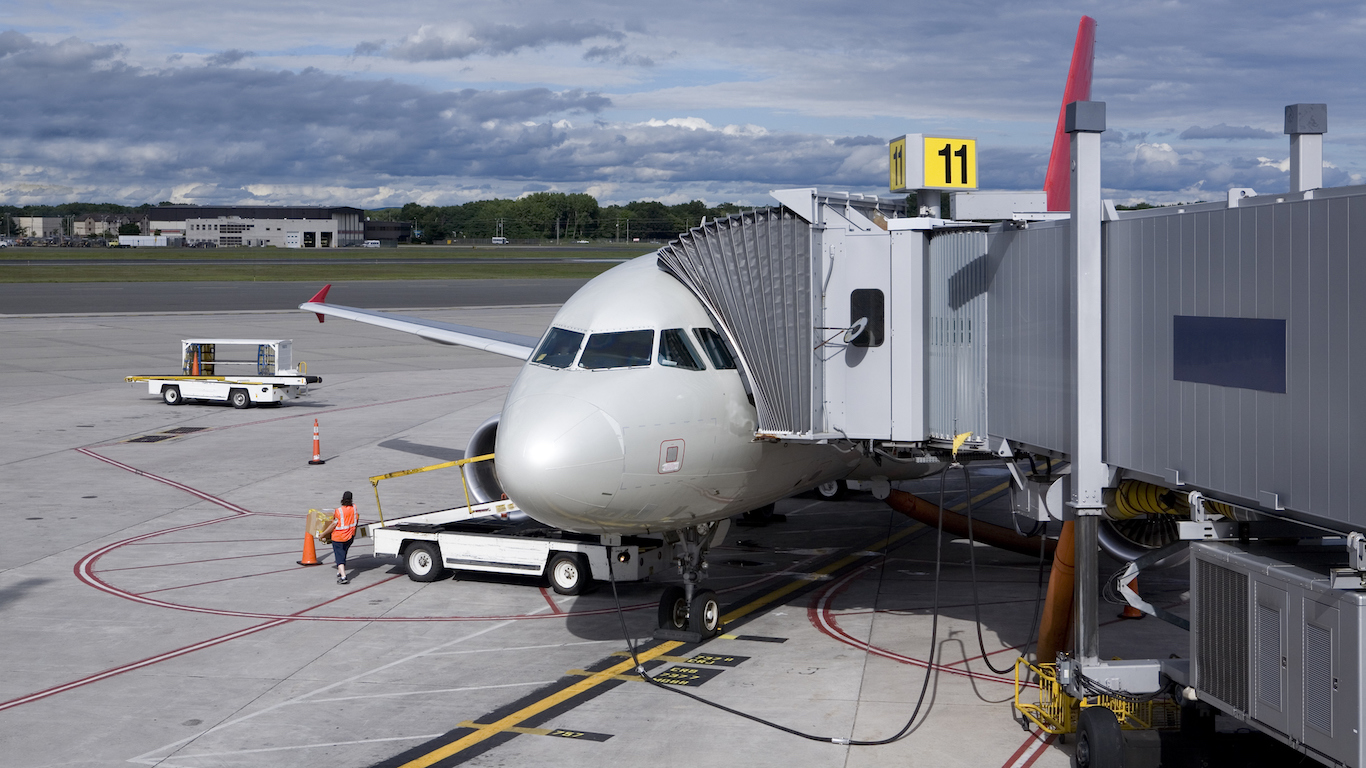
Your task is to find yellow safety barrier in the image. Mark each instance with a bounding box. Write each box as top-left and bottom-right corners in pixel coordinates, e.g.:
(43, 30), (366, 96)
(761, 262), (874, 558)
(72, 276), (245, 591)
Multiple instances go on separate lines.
(368, 453), (495, 526)
(1013, 658), (1180, 734)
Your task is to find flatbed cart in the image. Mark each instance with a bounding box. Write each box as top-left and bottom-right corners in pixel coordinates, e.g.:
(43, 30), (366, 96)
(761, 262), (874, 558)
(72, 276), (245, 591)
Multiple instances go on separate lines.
(363, 454), (686, 594)
(126, 339), (321, 407)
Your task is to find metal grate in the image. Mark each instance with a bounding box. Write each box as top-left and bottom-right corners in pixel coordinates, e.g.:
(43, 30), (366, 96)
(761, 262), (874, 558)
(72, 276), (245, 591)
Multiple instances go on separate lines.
(1195, 560), (1248, 712)
(1256, 603), (1282, 710)
(1305, 622), (1333, 734)
(657, 209), (813, 435)
(126, 435), (174, 443)
(162, 427), (208, 434)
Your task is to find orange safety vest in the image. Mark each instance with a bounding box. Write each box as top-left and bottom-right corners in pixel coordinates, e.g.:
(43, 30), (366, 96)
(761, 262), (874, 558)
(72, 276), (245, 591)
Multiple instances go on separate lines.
(332, 505), (358, 542)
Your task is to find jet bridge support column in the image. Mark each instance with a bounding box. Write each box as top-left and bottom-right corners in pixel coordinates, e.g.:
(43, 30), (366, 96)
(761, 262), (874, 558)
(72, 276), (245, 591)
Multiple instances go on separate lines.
(1067, 101), (1106, 666)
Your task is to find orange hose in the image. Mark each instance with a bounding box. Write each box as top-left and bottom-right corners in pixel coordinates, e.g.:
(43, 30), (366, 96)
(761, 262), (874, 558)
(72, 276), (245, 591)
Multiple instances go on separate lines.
(1036, 520), (1076, 664)
(883, 490), (1057, 558)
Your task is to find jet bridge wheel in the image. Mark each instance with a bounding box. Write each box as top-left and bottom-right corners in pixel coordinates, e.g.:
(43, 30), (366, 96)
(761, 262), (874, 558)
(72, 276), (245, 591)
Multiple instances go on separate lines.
(548, 552), (589, 595)
(1073, 706), (1123, 768)
(162, 385), (182, 405)
(658, 585), (688, 631)
(404, 542), (444, 582)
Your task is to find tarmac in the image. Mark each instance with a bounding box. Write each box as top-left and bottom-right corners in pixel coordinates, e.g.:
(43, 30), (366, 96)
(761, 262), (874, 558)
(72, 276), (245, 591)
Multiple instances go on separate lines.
(0, 289), (1287, 768)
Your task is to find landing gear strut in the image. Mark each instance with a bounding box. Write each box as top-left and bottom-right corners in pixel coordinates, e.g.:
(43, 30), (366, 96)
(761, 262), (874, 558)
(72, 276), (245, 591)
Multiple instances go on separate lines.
(655, 521), (723, 639)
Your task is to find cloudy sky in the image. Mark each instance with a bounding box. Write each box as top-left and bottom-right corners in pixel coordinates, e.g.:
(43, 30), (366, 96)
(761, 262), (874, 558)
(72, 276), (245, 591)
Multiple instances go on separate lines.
(1, 1), (1364, 207)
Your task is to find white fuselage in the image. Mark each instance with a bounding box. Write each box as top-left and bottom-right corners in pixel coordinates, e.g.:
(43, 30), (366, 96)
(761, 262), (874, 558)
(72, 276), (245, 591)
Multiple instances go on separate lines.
(495, 255), (863, 534)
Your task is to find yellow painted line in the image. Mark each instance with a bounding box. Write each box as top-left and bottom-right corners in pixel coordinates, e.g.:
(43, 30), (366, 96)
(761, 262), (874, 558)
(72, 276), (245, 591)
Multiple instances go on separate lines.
(456, 721), (554, 737)
(395, 641), (682, 768)
(720, 522), (924, 625)
(565, 669), (648, 683)
(610, 652), (688, 663)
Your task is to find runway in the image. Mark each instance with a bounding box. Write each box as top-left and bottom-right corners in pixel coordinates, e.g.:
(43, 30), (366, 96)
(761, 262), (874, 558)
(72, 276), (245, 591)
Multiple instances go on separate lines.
(0, 278), (592, 315)
(0, 295), (1282, 767)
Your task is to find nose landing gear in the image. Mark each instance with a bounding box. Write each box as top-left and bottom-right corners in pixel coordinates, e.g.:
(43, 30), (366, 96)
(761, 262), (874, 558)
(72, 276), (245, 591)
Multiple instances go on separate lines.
(654, 521), (724, 641)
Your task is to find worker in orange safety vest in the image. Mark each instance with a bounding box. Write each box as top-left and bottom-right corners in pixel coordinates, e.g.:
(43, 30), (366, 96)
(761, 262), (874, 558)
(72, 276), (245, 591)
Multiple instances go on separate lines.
(320, 490), (359, 584)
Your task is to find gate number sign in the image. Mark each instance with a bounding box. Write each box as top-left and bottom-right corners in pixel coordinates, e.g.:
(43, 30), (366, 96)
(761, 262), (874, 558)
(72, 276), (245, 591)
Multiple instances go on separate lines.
(889, 134), (978, 192)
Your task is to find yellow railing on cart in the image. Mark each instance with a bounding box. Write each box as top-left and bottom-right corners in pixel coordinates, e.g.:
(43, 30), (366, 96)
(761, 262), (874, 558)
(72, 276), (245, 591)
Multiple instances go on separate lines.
(368, 453), (494, 526)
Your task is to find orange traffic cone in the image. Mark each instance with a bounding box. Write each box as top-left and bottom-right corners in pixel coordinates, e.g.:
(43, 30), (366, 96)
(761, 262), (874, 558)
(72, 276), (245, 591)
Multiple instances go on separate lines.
(1119, 576), (1144, 619)
(298, 534), (321, 566)
(308, 419), (325, 465)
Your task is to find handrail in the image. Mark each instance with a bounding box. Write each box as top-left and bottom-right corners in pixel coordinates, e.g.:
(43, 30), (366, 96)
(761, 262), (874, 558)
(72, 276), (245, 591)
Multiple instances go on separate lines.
(368, 453), (494, 526)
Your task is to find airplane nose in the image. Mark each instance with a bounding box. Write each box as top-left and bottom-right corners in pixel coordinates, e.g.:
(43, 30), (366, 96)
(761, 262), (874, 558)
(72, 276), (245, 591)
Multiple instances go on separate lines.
(496, 393), (625, 529)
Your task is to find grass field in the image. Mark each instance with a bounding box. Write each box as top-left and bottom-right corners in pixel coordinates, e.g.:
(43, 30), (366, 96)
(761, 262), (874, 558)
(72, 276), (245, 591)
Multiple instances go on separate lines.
(0, 244), (648, 282)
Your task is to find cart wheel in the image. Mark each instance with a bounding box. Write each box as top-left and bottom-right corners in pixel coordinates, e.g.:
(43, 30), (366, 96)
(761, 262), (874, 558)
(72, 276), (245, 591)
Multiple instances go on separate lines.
(162, 385), (182, 406)
(229, 389), (251, 409)
(658, 585), (688, 630)
(1073, 706), (1123, 768)
(548, 553), (589, 595)
(817, 479), (847, 500)
(404, 542), (443, 582)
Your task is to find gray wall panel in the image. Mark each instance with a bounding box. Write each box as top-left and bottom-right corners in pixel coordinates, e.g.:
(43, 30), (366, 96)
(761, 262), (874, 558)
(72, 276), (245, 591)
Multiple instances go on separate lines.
(1104, 192), (1366, 529)
(986, 222), (1072, 454)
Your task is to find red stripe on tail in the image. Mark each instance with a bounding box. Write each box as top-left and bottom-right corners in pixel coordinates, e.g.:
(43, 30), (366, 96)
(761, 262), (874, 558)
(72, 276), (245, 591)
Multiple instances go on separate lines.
(1044, 16), (1097, 211)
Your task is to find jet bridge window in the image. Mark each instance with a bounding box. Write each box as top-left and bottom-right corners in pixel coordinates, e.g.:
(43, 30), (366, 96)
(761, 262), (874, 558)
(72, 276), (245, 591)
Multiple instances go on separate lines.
(659, 329), (705, 370)
(692, 328), (737, 369)
(849, 289), (885, 347)
(580, 330), (655, 370)
(531, 327), (584, 369)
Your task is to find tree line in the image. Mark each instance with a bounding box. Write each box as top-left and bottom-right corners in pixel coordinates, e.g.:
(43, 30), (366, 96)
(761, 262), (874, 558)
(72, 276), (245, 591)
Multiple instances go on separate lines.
(1, 194), (752, 242)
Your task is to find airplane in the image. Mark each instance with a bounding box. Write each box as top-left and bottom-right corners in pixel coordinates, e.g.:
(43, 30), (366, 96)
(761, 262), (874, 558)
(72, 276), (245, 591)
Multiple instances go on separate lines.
(300, 15), (1097, 639)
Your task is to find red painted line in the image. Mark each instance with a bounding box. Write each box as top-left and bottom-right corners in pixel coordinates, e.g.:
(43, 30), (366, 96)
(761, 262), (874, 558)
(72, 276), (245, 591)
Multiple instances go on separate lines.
(807, 565), (1030, 689)
(0, 618), (290, 713)
(129, 538), (298, 545)
(97, 549), (301, 573)
(1003, 730), (1056, 768)
(75, 448), (255, 515)
(540, 588), (564, 615)
(136, 566), (308, 595)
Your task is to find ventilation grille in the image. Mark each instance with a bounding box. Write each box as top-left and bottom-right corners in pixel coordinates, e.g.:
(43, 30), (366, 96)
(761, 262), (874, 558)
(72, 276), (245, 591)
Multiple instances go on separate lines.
(657, 209), (813, 435)
(1256, 603), (1283, 710)
(1195, 560), (1248, 712)
(1305, 622), (1333, 735)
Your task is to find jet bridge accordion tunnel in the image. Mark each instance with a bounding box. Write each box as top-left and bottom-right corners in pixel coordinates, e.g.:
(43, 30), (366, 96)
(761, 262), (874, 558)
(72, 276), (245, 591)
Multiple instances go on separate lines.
(658, 181), (1366, 765)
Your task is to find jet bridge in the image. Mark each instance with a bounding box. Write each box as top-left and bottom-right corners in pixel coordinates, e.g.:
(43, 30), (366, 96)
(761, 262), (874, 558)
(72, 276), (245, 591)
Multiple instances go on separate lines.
(659, 101), (1366, 768)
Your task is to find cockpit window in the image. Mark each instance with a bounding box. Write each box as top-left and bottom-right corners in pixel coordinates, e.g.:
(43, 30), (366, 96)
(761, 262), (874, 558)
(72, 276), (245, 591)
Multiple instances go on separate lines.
(658, 328), (705, 370)
(580, 330), (655, 369)
(531, 327), (584, 369)
(693, 328), (737, 370)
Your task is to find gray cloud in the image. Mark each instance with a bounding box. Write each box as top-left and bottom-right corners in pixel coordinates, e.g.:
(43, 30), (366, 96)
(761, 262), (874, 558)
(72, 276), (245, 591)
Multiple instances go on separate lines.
(206, 49), (254, 67)
(583, 45), (654, 67)
(353, 40), (385, 56)
(388, 20), (621, 62)
(1179, 123), (1278, 140)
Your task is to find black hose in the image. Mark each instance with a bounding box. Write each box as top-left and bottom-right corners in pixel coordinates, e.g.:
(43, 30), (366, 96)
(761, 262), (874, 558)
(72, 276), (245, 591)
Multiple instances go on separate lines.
(602, 467), (950, 746)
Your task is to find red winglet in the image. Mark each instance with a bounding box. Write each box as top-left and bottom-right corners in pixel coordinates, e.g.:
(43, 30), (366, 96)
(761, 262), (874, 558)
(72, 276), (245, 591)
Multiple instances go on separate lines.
(307, 283), (332, 323)
(1044, 16), (1097, 211)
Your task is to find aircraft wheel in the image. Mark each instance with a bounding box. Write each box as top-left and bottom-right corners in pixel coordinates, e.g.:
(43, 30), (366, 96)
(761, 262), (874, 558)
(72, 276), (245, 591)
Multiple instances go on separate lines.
(688, 589), (721, 636)
(404, 542), (443, 582)
(1073, 706), (1123, 768)
(658, 585), (688, 630)
(548, 552), (589, 595)
(229, 388), (252, 409)
(162, 385), (182, 405)
(817, 480), (847, 500)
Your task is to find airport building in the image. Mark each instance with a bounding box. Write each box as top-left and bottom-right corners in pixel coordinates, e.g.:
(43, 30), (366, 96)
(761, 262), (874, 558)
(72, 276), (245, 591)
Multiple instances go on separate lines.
(14, 215), (63, 239)
(73, 213), (145, 238)
(147, 206), (365, 248)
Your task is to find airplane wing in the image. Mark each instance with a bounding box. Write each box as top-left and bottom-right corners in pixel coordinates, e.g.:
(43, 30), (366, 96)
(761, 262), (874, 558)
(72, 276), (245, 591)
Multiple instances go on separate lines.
(300, 284), (538, 361)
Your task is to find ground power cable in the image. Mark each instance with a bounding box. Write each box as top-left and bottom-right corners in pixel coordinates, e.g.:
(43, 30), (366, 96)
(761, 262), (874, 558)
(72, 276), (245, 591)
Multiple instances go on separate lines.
(961, 462), (1052, 676)
(603, 466), (952, 746)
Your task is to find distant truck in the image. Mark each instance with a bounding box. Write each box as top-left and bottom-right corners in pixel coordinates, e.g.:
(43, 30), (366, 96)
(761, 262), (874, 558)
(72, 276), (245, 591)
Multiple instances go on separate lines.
(126, 339), (321, 408)
(490, 236), (509, 244)
(118, 235), (169, 247)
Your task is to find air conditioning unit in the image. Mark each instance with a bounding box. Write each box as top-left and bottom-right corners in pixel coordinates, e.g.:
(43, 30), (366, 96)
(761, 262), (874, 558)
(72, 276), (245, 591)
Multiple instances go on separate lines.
(1191, 542), (1366, 767)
